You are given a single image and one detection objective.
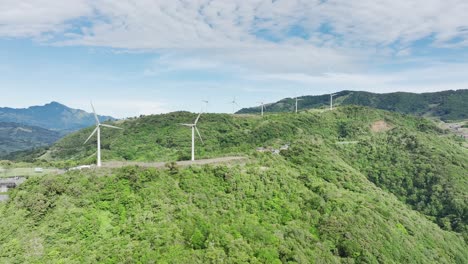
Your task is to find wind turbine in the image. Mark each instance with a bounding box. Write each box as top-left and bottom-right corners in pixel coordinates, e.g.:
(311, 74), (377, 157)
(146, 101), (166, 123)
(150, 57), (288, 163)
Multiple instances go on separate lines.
(294, 97), (303, 113)
(229, 97), (239, 114)
(180, 113), (203, 161)
(330, 93), (337, 110)
(258, 102), (266, 116)
(84, 102), (123, 167)
(202, 100), (209, 113)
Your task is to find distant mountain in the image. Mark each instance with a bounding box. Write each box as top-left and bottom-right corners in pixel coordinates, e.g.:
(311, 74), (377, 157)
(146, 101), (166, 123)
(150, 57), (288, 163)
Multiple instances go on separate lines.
(0, 102), (114, 133)
(237, 89), (468, 121)
(0, 122), (61, 156)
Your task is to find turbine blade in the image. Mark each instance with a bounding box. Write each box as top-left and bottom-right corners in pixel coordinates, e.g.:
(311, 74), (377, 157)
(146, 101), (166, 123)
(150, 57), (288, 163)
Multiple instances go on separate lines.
(90, 101), (100, 124)
(100, 124), (123, 130)
(195, 126), (204, 144)
(84, 126), (98, 144)
(179, 123), (193, 127)
(194, 112), (202, 124)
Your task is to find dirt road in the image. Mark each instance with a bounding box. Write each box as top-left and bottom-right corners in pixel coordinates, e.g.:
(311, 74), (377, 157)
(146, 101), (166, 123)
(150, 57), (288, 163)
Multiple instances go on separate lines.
(101, 156), (248, 169)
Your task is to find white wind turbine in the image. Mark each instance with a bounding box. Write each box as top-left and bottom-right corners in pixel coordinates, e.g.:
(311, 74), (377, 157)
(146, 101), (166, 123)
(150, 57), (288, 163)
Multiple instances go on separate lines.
(202, 100), (209, 113)
(180, 113), (204, 161)
(258, 101), (266, 116)
(294, 97), (303, 113)
(84, 102), (123, 167)
(330, 93), (337, 110)
(229, 97), (239, 114)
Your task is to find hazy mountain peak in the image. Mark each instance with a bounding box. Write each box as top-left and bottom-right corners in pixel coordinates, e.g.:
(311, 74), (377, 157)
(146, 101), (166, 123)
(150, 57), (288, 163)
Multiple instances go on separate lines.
(44, 101), (67, 107)
(0, 102), (114, 132)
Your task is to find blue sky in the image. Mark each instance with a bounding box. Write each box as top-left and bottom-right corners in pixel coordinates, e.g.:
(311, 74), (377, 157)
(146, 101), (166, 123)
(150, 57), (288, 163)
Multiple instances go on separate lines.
(0, 0), (467, 117)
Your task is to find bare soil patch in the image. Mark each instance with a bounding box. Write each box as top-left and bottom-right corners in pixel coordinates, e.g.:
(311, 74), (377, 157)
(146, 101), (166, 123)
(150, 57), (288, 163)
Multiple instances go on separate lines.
(371, 120), (392, 133)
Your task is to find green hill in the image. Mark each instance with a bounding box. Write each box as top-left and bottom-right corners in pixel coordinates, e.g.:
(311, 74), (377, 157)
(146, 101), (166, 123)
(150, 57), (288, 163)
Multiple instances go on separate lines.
(0, 122), (61, 156)
(1, 106), (467, 263)
(237, 89), (468, 121)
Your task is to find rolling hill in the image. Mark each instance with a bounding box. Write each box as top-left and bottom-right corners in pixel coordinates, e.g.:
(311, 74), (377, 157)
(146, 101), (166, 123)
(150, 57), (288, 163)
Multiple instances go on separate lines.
(0, 122), (61, 156)
(2, 106), (467, 263)
(0, 101), (114, 133)
(237, 89), (468, 121)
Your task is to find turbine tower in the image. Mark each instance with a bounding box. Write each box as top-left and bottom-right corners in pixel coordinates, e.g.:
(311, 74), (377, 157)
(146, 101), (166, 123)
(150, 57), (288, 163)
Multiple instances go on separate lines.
(202, 100), (209, 113)
(330, 93), (337, 110)
(295, 97), (303, 113)
(229, 97), (239, 114)
(180, 113), (203, 161)
(84, 102), (122, 167)
(258, 102), (266, 116)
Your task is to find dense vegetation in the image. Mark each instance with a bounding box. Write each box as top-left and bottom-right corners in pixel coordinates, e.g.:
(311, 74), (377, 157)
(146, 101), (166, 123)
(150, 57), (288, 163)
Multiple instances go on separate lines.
(238, 89), (468, 121)
(0, 122), (61, 156)
(1, 151), (467, 263)
(1, 106), (467, 262)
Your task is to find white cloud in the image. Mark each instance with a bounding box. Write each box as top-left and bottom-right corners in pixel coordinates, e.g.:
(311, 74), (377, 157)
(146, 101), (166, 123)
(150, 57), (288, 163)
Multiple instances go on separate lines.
(251, 62), (468, 93)
(0, 0), (93, 37)
(0, 0), (467, 109)
(0, 0), (466, 49)
(1, 1), (466, 72)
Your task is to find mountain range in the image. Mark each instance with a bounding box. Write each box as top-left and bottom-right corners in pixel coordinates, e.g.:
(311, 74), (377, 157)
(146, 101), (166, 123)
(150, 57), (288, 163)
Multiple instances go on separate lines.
(0, 102), (114, 156)
(238, 89), (468, 121)
(0, 101), (114, 132)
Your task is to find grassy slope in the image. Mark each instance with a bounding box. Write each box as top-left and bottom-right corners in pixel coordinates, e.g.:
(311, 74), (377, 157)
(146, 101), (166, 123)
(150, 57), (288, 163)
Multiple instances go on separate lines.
(1, 106), (467, 263)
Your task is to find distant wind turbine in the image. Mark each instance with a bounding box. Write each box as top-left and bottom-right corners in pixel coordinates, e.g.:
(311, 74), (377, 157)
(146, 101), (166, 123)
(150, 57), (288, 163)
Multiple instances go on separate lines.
(294, 97), (303, 113)
(84, 102), (123, 167)
(229, 97), (239, 114)
(202, 100), (209, 113)
(330, 93), (337, 110)
(180, 113), (204, 161)
(258, 101), (266, 116)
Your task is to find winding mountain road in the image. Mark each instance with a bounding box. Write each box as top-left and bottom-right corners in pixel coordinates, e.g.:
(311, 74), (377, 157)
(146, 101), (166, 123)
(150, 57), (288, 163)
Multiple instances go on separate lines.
(101, 156), (248, 169)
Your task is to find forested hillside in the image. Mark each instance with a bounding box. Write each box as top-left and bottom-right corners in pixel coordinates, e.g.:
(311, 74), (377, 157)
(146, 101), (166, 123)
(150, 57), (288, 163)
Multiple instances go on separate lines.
(1, 106), (467, 263)
(237, 89), (468, 121)
(0, 122), (61, 156)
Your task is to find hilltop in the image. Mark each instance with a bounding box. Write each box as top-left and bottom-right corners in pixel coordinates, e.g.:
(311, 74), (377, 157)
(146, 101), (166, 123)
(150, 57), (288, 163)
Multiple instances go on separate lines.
(237, 89), (468, 121)
(1, 106), (467, 263)
(0, 102), (114, 133)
